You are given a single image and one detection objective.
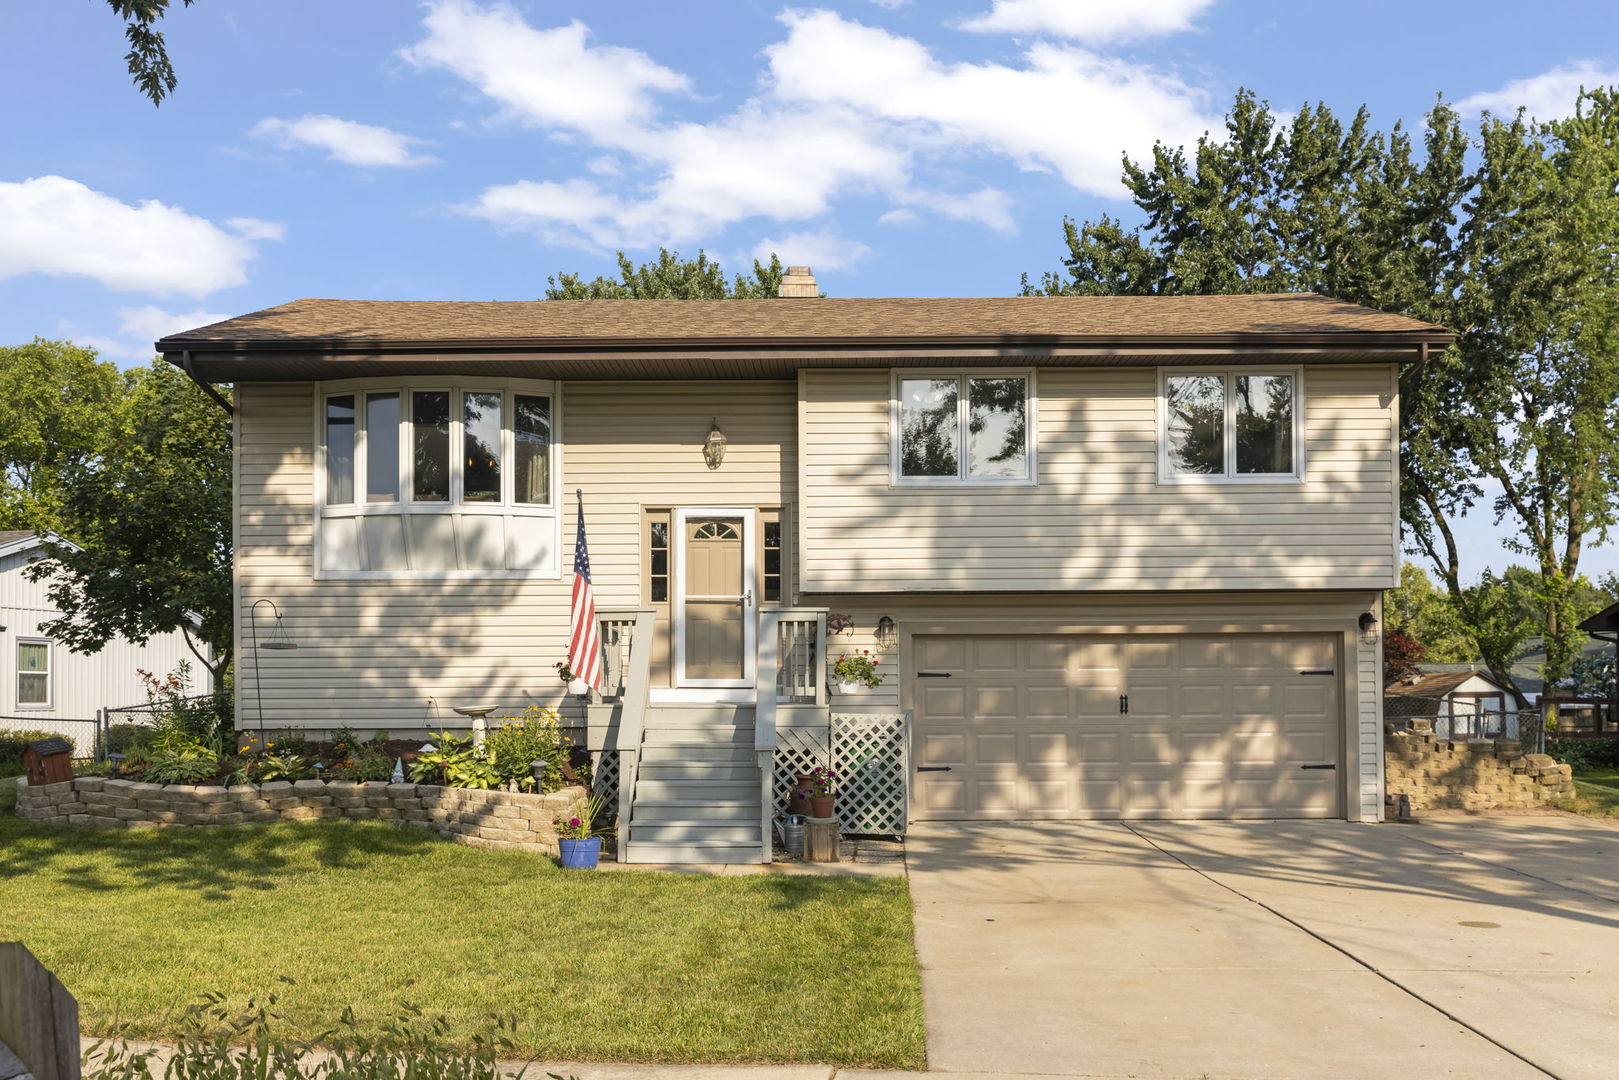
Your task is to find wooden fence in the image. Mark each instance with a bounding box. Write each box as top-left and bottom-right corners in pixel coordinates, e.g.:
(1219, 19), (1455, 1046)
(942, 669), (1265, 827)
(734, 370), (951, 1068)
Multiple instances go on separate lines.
(0, 943), (79, 1080)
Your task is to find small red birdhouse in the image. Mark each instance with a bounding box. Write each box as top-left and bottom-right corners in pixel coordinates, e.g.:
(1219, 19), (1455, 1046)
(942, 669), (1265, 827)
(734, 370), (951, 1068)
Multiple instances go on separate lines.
(23, 737), (73, 786)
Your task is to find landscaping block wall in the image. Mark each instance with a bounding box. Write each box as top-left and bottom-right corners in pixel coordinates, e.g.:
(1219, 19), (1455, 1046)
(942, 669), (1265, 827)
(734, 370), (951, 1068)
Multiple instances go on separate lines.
(1385, 718), (1575, 811)
(12, 777), (587, 856)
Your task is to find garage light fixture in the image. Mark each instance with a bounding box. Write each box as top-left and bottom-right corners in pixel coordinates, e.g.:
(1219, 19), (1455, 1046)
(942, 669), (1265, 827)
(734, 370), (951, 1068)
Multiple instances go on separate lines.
(1359, 610), (1379, 643)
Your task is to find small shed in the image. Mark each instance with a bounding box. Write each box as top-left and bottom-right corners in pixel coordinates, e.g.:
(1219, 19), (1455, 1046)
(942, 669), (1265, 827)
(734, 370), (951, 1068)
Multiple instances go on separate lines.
(22, 738), (73, 786)
(1385, 668), (1514, 740)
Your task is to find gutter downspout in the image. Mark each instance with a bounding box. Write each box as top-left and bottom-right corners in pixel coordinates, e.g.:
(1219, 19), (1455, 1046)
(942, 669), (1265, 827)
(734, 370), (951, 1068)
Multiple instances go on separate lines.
(176, 350), (235, 415)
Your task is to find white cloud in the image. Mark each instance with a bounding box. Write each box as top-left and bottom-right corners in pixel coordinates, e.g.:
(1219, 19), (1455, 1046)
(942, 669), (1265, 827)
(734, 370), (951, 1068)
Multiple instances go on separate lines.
(252, 114), (437, 167)
(402, 0), (690, 136)
(960, 0), (1214, 43)
(748, 230), (873, 272)
(1458, 60), (1619, 121)
(226, 217), (287, 242)
(0, 176), (270, 297)
(768, 10), (1214, 196)
(63, 305), (233, 362)
(409, 4), (1215, 249)
(877, 208), (920, 226)
(870, 0), (910, 8)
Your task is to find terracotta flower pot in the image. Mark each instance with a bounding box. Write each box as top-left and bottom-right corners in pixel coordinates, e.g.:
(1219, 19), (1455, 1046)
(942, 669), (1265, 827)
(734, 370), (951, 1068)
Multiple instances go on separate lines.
(808, 794), (835, 819)
(788, 773), (817, 816)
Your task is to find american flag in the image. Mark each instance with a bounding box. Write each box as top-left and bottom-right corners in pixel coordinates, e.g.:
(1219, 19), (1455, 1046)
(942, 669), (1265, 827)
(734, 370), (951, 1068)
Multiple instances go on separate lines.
(567, 491), (604, 693)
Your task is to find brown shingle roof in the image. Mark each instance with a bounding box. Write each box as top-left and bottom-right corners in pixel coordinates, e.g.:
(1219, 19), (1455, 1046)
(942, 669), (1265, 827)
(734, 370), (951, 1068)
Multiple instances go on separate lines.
(0, 530), (34, 546)
(158, 292), (1450, 349)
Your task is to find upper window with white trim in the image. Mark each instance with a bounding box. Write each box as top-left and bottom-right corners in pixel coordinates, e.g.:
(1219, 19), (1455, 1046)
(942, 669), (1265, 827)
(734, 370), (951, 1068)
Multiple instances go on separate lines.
(1160, 369), (1301, 482)
(893, 372), (1034, 484)
(17, 640), (50, 708)
(317, 379), (559, 577)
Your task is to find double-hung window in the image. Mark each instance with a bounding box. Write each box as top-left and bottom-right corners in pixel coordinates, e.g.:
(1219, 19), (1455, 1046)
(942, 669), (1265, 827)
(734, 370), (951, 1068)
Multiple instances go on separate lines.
(1160, 369), (1301, 482)
(893, 372), (1034, 484)
(318, 379), (559, 576)
(17, 640), (50, 708)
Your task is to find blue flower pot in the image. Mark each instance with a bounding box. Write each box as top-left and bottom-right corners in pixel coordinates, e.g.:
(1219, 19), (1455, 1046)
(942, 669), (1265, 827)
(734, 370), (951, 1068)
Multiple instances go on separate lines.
(558, 836), (602, 869)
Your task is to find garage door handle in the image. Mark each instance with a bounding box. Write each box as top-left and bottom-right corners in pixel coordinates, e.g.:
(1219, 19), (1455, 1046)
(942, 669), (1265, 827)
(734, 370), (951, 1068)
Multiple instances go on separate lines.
(1300, 764), (1337, 770)
(917, 672), (953, 678)
(917, 766), (953, 772)
(1299, 669), (1335, 675)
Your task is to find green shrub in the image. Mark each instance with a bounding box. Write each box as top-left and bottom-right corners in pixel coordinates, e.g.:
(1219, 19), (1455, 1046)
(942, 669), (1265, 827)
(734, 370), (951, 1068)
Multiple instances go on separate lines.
(252, 754), (314, 783)
(140, 663), (233, 754)
(484, 708), (568, 791)
(327, 748), (394, 782)
(1547, 736), (1619, 771)
(145, 746), (221, 785)
(0, 731), (76, 775)
(83, 986), (551, 1080)
(105, 724), (152, 755)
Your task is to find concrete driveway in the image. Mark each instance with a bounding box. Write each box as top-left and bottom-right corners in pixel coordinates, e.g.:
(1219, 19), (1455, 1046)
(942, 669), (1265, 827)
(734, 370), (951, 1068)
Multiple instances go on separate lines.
(903, 816), (1619, 1080)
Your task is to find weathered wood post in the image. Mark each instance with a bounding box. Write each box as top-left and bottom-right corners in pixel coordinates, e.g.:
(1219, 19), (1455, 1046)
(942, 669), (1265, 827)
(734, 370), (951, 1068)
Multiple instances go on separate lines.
(0, 942), (81, 1080)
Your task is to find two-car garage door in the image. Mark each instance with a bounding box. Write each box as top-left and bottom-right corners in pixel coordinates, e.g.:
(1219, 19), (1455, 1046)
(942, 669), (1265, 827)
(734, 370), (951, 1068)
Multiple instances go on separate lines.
(912, 634), (1343, 820)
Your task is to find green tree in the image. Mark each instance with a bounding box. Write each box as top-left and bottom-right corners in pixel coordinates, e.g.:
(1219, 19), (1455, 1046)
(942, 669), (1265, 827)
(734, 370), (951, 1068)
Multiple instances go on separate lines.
(0, 340), (124, 532)
(545, 250), (789, 300)
(27, 361), (232, 682)
(1024, 87), (1619, 697)
(105, 1), (197, 105)
(1385, 562), (1476, 663)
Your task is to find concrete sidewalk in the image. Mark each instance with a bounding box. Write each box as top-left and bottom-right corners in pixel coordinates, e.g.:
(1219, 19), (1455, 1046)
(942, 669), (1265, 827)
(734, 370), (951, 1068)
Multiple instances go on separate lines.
(905, 819), (1619, 1080)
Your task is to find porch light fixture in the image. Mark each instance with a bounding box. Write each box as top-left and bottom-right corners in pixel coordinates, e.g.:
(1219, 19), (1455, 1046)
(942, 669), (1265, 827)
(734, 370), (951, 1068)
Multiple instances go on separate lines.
(703, 418), (727, 470)
(875, 616), (897, 648)
(249, 599), (298, 740)
(1359, 610), (1379, 643)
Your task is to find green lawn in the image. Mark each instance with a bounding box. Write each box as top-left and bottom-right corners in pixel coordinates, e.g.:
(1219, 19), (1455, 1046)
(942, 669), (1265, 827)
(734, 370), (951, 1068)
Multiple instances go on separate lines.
(1571, 768), (1619, 817)
(0, 779), (924, 1067)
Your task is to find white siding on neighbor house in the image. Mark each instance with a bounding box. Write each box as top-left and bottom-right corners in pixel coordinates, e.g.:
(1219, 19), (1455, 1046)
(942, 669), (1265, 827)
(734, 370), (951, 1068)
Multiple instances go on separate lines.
(234, 381), (796, 734)
(0, 547), (206, 748)
(799, 364), (1400, 593)
(813, 590), (1386, 822)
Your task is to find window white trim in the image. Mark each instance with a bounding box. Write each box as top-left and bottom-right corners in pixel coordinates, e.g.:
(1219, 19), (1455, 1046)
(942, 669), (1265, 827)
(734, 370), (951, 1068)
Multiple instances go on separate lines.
(889, 369), (1037, 486)
(1156, 366), (1305, 485)
(15, 638), (51, 710)
(312, 376), (563, 580)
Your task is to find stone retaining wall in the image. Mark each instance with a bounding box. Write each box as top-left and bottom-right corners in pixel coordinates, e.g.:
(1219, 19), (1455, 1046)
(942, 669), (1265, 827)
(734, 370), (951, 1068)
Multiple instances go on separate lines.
(12, 776), (587, 856)
(1385, 718), (1575, 811)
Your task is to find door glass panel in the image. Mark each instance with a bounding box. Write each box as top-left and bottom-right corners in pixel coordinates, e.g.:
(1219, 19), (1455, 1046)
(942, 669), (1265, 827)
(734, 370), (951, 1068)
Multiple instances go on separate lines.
(762, 517), (782, 602)
(967, 377), (1028, 478)
(365, 392), (399, 502)
(324, 395), (355, 504)
(684, 517), (745, 682)
(513, 394), (550, 504)
(1165, 375), (1225, 475)
(411, 391), (450, 502)
(899, 378), (959, 477)
(462, 392), (502, 502)
(1234, 374), (1294, 474)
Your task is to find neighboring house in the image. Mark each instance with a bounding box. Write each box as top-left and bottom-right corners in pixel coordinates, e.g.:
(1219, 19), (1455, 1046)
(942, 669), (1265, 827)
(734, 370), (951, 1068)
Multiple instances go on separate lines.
(1507, 635), (1613, 701)
(1384, 667), (1515, 739)
(0, 531), (206, 746)
(157, 272), (1452, 861)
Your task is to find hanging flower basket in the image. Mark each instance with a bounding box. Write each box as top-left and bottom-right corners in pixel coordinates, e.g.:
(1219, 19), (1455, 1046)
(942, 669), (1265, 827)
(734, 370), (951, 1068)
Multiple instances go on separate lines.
(832, 651), (880, 693)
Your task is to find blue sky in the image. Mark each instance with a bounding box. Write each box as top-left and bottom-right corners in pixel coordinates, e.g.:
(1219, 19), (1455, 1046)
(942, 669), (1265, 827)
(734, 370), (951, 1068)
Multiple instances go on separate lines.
(5, 0), (1618, 580)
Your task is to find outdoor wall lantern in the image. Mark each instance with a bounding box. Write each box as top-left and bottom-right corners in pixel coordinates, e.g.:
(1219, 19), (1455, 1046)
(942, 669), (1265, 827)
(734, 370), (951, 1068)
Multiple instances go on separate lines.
(1359, 610), (1380, 643)
(249, 599), (298, 739)
(875, 615), (897, 648)
(703, 418), (728, 470)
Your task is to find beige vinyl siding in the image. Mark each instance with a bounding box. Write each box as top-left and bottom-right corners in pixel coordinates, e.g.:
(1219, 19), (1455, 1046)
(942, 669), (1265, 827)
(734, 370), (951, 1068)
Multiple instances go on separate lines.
(799, 364), (1399, 593)
(812, 590), (1384, 822)
(234, 381), (795, 733)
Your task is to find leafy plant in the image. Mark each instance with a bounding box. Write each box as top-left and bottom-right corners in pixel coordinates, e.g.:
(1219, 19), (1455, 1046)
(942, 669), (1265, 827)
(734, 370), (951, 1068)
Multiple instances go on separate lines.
(328, 749), (394, 783)
(553, 791), (607, 840)
(81, 983), (550, 1080)
(328, 726), (363, 761)
(252, 754), (313, 783)
(145, 746), (221, 785)
(806, 766), (839, 797)
(832, 651), (881, 689)
(1546, 737), (1619, 772)
(262, 731), (315, 758)
(105, 724), (152, 755)
(139, 664), (231, 754)
(485, 707), (567, 792)
(446, 758), (502, 790)
(408, 731), (474, 786)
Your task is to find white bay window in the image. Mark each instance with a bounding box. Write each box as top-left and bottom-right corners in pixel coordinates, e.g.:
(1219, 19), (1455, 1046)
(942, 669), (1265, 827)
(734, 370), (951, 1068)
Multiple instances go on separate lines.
(317, 379), (559, 576)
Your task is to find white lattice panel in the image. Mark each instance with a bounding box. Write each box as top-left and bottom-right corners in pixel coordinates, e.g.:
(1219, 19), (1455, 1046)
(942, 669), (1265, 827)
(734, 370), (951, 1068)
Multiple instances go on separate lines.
(592, 750), (621, 818)
(772, 726), (830, 816)
(833, 712), (910, 835)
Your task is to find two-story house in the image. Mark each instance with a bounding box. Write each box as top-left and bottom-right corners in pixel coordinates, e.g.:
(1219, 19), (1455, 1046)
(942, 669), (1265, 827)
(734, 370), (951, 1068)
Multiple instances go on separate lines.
(157, 269), (1452, 863)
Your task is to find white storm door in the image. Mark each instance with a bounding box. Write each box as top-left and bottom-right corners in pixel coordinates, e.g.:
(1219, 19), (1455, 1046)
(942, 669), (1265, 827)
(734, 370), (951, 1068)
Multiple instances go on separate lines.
(673, 507), (757, 689)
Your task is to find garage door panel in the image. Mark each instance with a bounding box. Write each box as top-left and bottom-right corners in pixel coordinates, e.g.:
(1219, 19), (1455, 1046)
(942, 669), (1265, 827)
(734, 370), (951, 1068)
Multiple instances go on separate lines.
(913, 632), (1344, 822)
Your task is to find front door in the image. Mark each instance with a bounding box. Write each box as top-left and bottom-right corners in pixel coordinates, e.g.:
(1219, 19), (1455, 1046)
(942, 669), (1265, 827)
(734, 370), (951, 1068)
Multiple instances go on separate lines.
(674, 508), (756, 688)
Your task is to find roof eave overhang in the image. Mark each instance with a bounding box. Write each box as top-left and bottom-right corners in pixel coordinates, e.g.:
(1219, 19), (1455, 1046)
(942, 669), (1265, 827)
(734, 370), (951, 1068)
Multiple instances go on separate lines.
(163, 331), (1453, 383)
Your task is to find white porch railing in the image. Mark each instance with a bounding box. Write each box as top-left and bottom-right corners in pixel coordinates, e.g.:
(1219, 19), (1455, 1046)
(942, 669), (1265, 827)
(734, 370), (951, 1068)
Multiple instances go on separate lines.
(594, 608), (654, 852)
(756, 608), (827, 864)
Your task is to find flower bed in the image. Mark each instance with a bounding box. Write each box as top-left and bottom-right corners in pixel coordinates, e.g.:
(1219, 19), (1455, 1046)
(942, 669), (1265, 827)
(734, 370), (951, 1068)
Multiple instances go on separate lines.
(12, 776), (588, 855)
